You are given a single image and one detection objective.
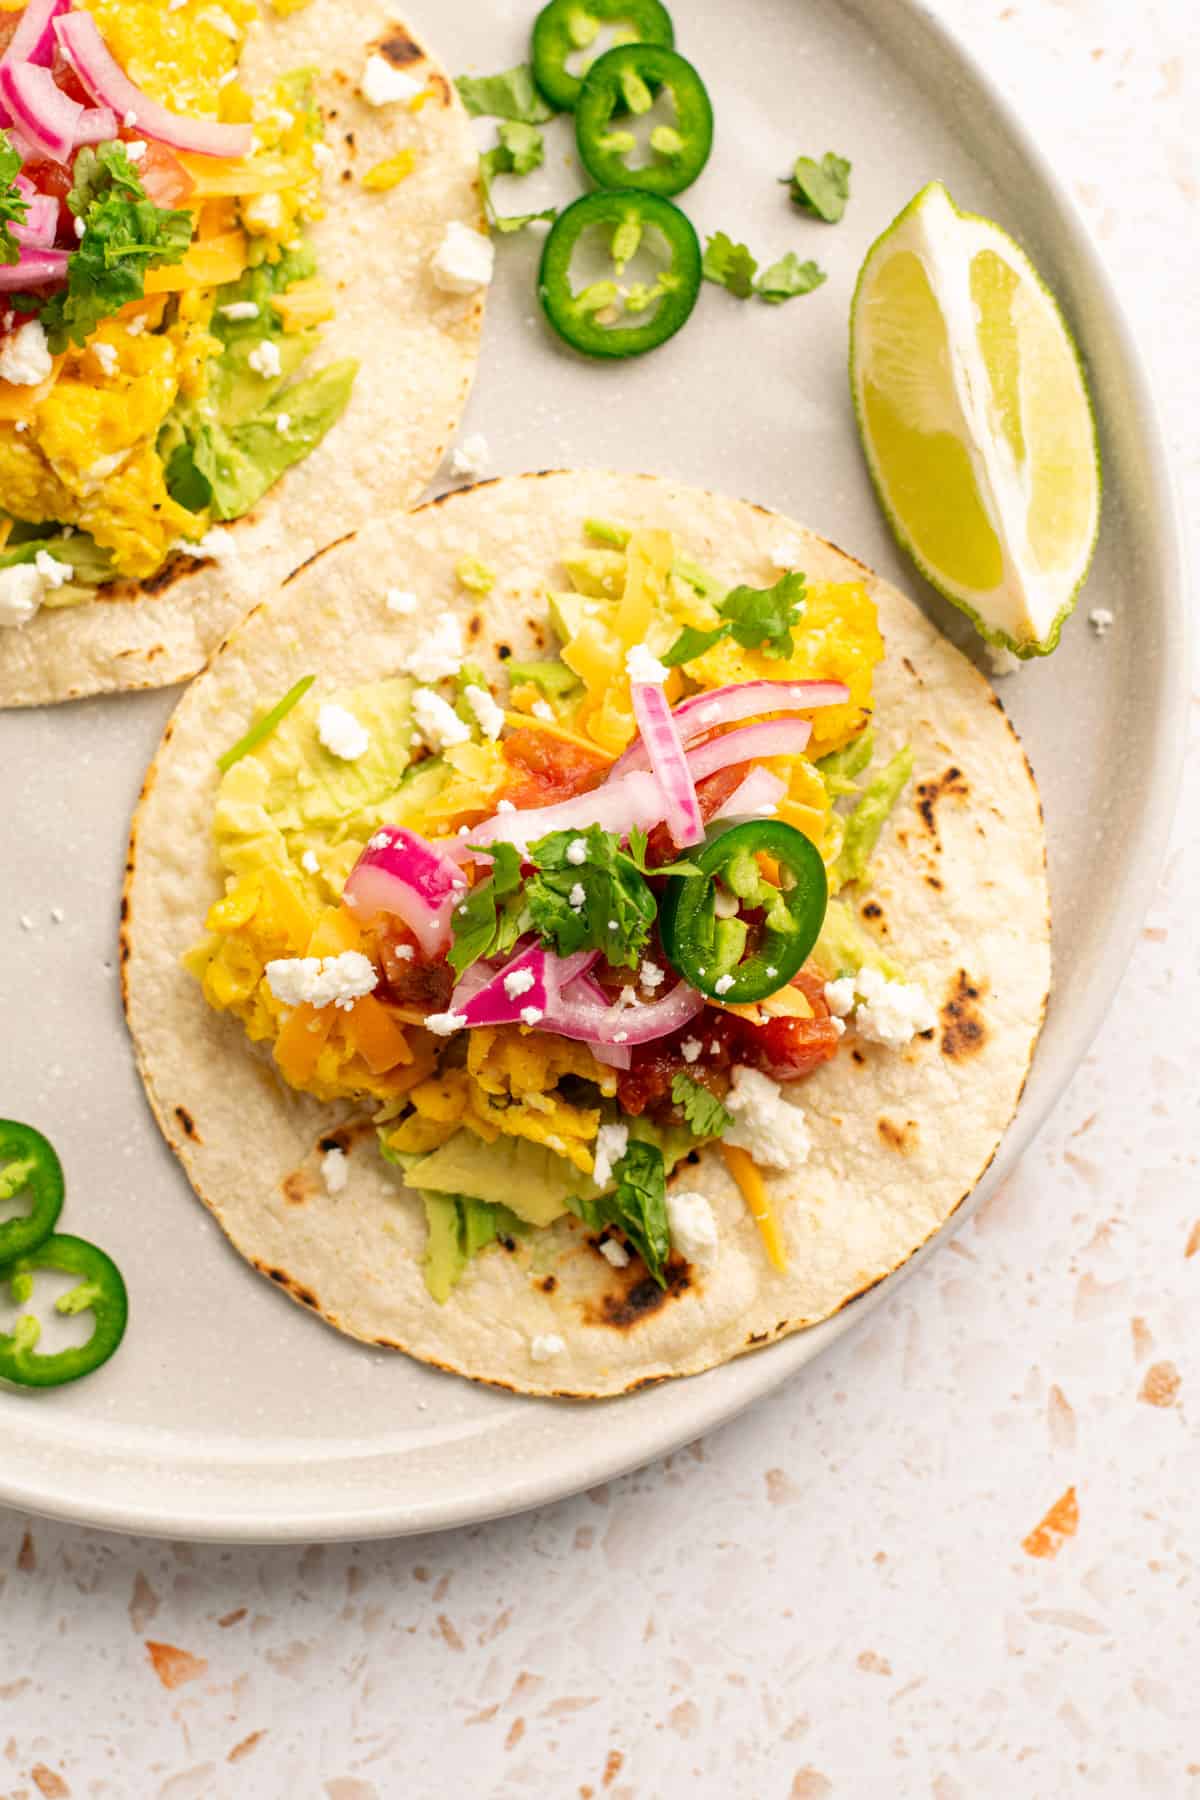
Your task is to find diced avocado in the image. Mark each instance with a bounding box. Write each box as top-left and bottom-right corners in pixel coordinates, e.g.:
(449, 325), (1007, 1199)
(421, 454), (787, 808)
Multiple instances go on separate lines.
(584, 518), (630, 549)
(505, 660), (582, 697)
(811, 897), (903, 982)
(671, 555), (727, 605)
(547, 589), (598, 647)
(409, 1131), (585, 1227)
(832, 746), (913, 889)
(817, 729), (875, 798)
(563, 548), (626, 599)
(422, 1195), (467, 1304)
(0, 528), (115, 589)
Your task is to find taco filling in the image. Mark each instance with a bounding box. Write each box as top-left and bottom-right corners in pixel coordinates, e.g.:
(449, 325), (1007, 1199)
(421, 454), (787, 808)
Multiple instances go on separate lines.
(185, 518), (946, 1303)
(0, 0), (356, 615)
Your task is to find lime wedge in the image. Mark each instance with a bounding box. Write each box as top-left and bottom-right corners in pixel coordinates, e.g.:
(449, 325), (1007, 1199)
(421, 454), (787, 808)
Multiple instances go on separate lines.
(850, 182), (1101, 656)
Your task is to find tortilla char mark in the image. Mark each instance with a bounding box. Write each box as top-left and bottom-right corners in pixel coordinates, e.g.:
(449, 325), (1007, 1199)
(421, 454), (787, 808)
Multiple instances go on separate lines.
(941, 970), (988, 1060)
(378, 28), (425, 68)
(586, 1260), (692, 1330)
(877, 1114), (919, 1155)
(915, 765), (970, 845)
(173, 1105), (201, 1143)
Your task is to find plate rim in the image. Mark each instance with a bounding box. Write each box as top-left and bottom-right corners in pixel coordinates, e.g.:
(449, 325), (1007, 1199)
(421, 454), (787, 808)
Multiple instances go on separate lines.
(0, 0), (1189, 1542)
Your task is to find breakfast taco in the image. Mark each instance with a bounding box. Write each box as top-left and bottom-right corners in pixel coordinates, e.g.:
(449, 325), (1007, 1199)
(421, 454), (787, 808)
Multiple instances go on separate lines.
(122, 471), (1050, 1398)
(0, 0), (486, 707)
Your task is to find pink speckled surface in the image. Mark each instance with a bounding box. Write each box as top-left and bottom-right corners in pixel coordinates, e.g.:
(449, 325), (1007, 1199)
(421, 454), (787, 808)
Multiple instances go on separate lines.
(2, 0), (1198, 1792)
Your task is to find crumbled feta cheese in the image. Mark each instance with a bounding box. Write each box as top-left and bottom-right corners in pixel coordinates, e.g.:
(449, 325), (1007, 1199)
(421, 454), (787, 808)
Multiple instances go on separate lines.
(361, 51), (423, 106)
(393, 944), (414, 961)
(317, 702), (370, 761)
(666, 1188), (719, 1270)
(301, 850), (320, 875)
(830, 1016), (846, 1037)
(599, 1237), (630, 1269)
(713, 973), (735, 997)
(569, 883), (586, 909)
(531, 699), (554, 722)
(566, 838), (588, 866)
(385, 588), (417, 615)
(853, 967), (936, 1048)
(0, 564), (44, 629)
(91, 341), (119, 376)
(123, 110), (138, 127)
(425, 1009), (469, 1036)
(448, 432), (490, 480)
(769, 536), (804, 571)
(503, 967), (537, 1000)
(247, 339), (282, 379)
(824, 977), (856, 1018)
(0, 319), (51, 387)
(125, 139), (147, 163)
(724, 1065), (811, 1170)
(592, 1122), (629, 1187)
(984, 643), (1022, 677)
(265, 951), (378, 1011)
(412, 686), (471, 750)
(34, 550), (73, 589)
(680, 1037), (702, 1064)
(1089, 607), (1114, 637)
(625, 642), (669, 686)
(496, 799), (517, 814)
(320, 1147), (348, 1195)
(275, 412), (291, 436)
(219, 300), (260, 321)
(178, 527), (237, 563)
(464, 682), (504, 740)
(530, 1332), (565, 1363)
(431, 222), (495, 295)
(640, 961), (665, 991)
(403, 612), (463, 682)
(520, 1005), (544, 1027)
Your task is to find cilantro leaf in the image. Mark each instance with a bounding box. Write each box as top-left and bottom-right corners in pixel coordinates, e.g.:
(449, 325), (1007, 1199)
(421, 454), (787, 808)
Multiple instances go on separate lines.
(38, 141), (191, 352)
(702, 230), (758, 298)
(670, 1073), (734, 1140)
(0, 131), (29, 267)
(457, 64), (556, 124)
(756, 252), (826, 303)
(625, 826), (700, 879)
(570, 1140), (671, 1287)
(662, 622), (731, 667)
(447, 842), (527, 978)
(786, 151), (852, 223)
(721, 569), (807, 660)
(479, 120), (557, 234)
(524, 825), (655, 970)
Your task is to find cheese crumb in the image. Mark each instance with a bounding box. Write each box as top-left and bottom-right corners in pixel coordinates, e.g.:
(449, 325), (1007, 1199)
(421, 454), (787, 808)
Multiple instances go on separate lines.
(386, 588), (417, 615)
(431, 221), (495, 295)
(91, 341), (119, 376)
(725, 1065), (811, 1170)
(496, 799), (516, 814)
(503, 967), (536, 1000)
(666, 1188), (719, 1270)
(520, 1004), (544, 1027)
(769, 536), (804, 571)
(448, 432), (490, 480)
(569, 883), (586, 909)
(639, 961), (666, 991)
(0, 564), (44, 629)
(361, 51), (423, 107)
(680, 1037), (702, 1064)
(301, 850), (320, 875)
(530, 1332), (565, 1363)
(425, 1009), (469, 1036)
(464, 683), (504, 741)
(853, 967), (936, 1048)
(824, 977), (856, 1018)
(317, 702), (369, 761)
(320, 1147), (348, 1196)
(713, 973), (735, 997)
(1089, 607), (1114, 637)
(0, 319), (51, 386)
(219, 300), (260, 321)
(566, 838), (588, 865)
(592, 1122), (629, 1188)
(265, 951), (377, 1011)
(403, 613), (463, 682)
(599, 1237), (630, 1269)
(247, 339), (282, 379)
(625, 643), (670, 686)
(34, 550), (73, 589)
(412, 686), (470, 750)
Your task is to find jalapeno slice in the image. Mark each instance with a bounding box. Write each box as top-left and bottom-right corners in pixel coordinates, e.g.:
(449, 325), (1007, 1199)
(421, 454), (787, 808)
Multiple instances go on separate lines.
(539, 189), (701, 358)
(660, 821), (828, 1005)
(576, 45), (712, 196)
(0, 1234), (128, 1389)
(532, 0), (675, 113)
(0, 1120), (65, 1265)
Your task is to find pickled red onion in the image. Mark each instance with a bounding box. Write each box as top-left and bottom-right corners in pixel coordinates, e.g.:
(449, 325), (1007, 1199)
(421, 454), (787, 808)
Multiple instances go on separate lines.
(343, 827), (467, 959)
(54, 12), (253, 159)
(630, 680), (703, 848)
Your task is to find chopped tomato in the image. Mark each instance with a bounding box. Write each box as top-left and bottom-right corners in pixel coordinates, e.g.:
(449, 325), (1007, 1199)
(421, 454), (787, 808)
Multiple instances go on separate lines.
(371, 923), (454, 1014)
(137, 142), (196, 209)
(21, 158), (75, 245)
(499, 727), (610, 812)
(644, 765), (749, 866)
(52, 50), (92, 109)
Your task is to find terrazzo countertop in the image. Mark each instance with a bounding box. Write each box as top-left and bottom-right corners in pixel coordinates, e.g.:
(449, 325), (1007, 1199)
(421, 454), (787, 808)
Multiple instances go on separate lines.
(2, 2), (1198, 1795)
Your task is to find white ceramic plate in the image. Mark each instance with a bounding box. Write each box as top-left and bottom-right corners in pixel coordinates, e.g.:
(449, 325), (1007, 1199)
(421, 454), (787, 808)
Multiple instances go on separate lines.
(0, 0), (1186, 1541)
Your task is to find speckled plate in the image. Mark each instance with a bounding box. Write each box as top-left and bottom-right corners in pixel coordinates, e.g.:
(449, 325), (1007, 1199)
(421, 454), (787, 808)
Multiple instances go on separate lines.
(0, 0), (1186, 1541)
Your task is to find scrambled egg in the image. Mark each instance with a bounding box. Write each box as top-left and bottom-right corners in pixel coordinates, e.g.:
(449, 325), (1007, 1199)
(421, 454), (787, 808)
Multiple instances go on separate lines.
(79, 0), (254, 115)
(186, 870), (432, 1105)
(389, 1029), (616, 1176)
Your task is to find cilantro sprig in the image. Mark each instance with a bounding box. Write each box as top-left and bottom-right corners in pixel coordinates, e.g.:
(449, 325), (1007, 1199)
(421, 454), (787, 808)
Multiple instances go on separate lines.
(570, 1139), (672, 1287)
(0, 132), (30, 267)
(785, 152), (852, 223)
(479, 120), (557, 235)
(703, 230), (826, 306)
(36, 142), (192, 352)
(663, 569), (808, 668)
(670, 1073), (733, 1140)
(456, 65), (557, 125)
